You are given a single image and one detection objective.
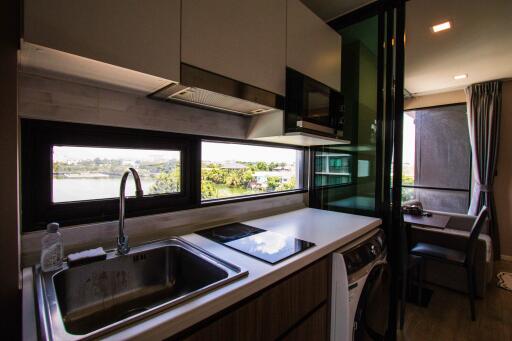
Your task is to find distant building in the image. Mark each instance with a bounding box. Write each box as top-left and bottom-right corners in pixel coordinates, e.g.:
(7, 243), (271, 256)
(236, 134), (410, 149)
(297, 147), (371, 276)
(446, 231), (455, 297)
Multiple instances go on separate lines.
(273, 165), (292, 171)
(251, 171), (293, 188)
(314, 152), (352, 186)
(220, 161), (247, 170)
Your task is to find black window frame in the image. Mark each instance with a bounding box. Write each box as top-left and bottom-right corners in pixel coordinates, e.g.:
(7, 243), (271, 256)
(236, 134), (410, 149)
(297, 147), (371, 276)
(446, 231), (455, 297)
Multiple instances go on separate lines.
(21, 119), (201, 231)
(21, 119), (306, 232)
(199, 138), (307, 204)
(401, 103), (472, 210)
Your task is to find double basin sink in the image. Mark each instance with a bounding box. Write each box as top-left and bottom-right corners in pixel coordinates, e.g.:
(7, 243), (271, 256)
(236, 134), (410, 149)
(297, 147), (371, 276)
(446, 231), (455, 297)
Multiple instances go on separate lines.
(35, 237), (247, 340)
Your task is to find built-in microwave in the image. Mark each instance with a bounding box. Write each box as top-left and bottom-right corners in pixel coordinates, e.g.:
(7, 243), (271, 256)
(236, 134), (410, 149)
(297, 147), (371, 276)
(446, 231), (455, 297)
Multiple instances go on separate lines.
(285, 68), (344, 137)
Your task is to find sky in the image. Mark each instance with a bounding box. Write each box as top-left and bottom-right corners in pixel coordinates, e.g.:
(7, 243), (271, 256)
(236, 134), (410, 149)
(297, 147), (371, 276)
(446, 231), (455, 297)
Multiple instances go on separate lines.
(53, 142), (298, 164)
(53, 146), (180, 162)
(54, 131), (410, 165)
(202, 142), (298, 163)
(402, 113), (416, 165)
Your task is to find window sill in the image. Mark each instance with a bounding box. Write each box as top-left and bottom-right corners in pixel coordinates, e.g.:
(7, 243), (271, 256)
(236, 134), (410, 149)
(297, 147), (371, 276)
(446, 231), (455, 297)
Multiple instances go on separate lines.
(200, 189), (308, 207)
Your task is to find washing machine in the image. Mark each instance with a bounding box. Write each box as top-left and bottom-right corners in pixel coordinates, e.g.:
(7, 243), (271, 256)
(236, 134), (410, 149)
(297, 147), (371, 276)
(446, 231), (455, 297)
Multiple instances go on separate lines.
(331, 228), (390, 341)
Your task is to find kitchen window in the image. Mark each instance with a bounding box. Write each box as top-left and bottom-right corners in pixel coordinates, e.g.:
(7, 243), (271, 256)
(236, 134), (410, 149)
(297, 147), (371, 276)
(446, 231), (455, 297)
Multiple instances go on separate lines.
(52, 146), (182, 203)
(21, 119), (305, 232)
(21, 119), (199, 231)
(201, 141), (304, 201)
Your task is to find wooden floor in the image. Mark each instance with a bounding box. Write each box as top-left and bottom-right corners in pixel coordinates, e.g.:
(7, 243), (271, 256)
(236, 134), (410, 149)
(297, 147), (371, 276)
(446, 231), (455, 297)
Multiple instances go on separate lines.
(398, 261), (512, 341)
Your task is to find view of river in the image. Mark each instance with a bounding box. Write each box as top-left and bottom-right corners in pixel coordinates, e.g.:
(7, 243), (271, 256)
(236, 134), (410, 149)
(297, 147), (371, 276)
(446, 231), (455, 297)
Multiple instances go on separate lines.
(52, 177), (158, 202)
(52, 177), (265, 202)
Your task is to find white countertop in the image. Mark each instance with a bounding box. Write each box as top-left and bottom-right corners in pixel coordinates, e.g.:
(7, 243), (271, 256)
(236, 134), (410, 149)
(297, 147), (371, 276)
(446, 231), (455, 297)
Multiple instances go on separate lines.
(23, 208), (381, 340)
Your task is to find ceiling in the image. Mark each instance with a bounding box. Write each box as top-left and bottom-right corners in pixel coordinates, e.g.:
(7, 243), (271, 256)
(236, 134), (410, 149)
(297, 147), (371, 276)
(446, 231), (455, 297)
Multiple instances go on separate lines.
(405, 0), (512, 95)
(301, 0), (375, 21)
(302, 0), (512, 96)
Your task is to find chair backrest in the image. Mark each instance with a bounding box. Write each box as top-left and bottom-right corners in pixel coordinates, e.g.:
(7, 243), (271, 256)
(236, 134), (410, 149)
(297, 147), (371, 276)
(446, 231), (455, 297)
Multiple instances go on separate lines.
(466, 206), (488, 267)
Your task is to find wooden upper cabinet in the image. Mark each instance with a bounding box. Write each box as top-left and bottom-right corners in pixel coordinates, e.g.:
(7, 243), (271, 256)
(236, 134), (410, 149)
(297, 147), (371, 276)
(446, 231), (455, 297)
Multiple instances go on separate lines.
(23, 0), (181, 82)
(181, 0), (287, 96)
(287, 0), (342, 91)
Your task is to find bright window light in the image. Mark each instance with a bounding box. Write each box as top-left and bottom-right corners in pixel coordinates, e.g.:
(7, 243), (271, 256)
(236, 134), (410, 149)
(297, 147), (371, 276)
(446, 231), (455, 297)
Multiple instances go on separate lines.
(432, 21), (451, 33)
(52, 146), (181, 202)
(201, 141), (303, 201)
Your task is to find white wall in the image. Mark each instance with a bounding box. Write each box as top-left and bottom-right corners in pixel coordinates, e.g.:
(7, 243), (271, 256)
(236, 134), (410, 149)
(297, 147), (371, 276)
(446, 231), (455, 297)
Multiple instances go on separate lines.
(404, 89), (466, 110)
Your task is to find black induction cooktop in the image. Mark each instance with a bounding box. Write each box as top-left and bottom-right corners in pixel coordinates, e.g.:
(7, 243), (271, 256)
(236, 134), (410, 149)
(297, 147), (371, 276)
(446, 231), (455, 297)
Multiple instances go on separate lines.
(197, 223), (315, 264)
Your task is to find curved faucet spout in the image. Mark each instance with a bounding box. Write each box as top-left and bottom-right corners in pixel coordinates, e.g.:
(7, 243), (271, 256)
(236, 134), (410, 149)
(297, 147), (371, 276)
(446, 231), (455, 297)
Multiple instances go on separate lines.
(117, 168), (144, 255)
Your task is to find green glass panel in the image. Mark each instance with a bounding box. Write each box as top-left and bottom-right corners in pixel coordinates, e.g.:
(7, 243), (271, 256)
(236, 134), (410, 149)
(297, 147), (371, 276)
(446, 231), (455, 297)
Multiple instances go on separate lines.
(312, 15), (379, 214)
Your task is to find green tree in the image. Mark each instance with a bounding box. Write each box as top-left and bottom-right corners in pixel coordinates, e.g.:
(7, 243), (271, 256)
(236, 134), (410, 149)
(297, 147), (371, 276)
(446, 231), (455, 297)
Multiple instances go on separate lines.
(201, 179), (218, 199)
(267, 176), (281, 191)
(223, 169), (254, 188)
(225, 170), (243, 187)
(256, 161), (268, 171)
(277, 176), (296, 191)
(241, 169), (254, 185)
(247, 163), (258, 172)
(402, 187), (415, 202)
(149, 168), (180, 194)
(402, 175), (414, 185)
(203, 166), (227, 184)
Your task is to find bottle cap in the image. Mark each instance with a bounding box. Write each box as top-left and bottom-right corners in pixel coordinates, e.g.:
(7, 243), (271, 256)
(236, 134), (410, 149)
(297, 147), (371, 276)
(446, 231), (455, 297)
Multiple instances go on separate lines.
(47, 222), (59, 233)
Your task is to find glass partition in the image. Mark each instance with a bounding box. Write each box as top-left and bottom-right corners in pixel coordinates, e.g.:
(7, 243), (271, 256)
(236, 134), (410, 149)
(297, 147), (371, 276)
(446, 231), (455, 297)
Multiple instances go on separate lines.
(311, 14), (380, 215)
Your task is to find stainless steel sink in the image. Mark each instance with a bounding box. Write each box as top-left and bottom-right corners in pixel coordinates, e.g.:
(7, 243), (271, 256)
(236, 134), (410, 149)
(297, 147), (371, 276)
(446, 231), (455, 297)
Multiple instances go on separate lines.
(35, 237), (247, 340)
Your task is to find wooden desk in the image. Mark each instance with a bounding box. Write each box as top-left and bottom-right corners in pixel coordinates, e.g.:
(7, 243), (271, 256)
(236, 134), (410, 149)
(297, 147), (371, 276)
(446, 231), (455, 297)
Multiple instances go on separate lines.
(404, 213), (450, 229)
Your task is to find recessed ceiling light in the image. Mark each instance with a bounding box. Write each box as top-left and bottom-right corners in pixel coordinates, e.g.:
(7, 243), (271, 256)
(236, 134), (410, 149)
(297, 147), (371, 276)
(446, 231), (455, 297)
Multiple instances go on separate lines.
(454, 74), (467, 80)
(432, 21), (452, 33)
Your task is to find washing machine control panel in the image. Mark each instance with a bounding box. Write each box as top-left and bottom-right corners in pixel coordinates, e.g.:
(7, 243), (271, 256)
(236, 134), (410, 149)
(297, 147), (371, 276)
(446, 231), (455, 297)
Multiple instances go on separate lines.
(344, 230), (386, 275)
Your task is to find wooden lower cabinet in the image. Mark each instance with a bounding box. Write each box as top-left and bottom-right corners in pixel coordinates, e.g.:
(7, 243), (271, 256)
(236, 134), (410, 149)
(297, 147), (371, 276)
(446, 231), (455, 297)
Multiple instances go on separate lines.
(257, 257), (328, 340)
(180, 300), (259, 341)
(174, 257), (329, 341)
(281, 304), (328, 341)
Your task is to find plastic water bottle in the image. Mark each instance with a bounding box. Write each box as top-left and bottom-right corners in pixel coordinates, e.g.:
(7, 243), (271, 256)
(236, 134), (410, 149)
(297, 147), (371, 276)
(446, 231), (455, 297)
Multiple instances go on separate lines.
(40, 222), (64, 272)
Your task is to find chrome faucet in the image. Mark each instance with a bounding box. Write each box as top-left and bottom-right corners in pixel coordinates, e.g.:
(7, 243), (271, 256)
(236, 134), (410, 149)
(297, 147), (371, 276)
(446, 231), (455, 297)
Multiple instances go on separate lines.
(117, 168), (144, 255)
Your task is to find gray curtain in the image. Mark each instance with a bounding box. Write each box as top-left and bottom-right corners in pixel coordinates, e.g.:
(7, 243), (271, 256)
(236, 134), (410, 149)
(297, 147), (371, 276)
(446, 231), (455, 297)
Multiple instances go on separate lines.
(465, 80), (502, 258)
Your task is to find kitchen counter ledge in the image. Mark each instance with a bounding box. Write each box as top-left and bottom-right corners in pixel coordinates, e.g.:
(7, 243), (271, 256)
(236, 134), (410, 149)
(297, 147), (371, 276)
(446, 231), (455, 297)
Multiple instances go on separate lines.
(22, 207), (381, 340)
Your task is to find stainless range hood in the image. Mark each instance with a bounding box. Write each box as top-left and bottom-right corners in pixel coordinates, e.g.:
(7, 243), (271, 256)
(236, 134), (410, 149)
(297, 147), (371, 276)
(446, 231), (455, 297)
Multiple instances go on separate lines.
(149, 64), (285, 115)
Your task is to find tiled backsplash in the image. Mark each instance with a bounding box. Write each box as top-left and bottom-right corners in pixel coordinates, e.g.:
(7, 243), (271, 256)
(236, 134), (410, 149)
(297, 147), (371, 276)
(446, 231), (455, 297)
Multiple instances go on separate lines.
(18, 72), (249, 139)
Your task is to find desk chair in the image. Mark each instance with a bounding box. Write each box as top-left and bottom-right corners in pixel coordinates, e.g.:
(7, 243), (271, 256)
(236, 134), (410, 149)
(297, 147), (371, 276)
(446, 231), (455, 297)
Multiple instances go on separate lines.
(410, 206), (488, 321)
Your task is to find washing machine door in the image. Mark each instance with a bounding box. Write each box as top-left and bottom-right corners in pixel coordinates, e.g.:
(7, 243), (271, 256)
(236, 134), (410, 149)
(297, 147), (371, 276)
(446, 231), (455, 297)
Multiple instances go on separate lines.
(353, 262), (390, 341)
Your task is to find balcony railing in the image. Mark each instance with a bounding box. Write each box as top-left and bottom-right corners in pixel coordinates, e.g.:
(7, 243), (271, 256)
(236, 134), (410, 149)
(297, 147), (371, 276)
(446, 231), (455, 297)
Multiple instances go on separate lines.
(402, 184), (470, 214)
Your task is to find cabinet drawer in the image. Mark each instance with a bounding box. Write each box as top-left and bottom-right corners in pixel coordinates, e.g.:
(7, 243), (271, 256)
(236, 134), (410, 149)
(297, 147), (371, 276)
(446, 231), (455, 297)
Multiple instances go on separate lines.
(281, 304), (328, 341)
(176, 257), (329, 341)
(182, 302), (259, 341)
(257, 258), (329, 340)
